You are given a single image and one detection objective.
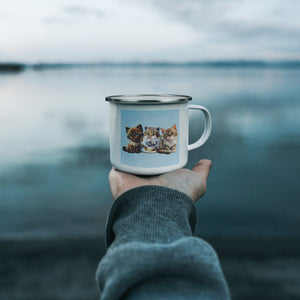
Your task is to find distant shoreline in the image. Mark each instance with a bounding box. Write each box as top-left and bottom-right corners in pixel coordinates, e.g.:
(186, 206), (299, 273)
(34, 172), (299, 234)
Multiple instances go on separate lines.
(1, 60), (300, 72)
(0, 63), (25, 72)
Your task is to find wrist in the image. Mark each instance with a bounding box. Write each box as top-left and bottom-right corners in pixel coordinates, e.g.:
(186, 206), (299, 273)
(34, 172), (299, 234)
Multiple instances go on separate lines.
(106, 185), (197, 248)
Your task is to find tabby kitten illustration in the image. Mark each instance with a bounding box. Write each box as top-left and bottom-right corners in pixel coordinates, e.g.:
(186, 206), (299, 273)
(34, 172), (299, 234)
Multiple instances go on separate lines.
(158, 124), (178, 154)
(122, 124), (144, 153)
(142, 127), (161, 153)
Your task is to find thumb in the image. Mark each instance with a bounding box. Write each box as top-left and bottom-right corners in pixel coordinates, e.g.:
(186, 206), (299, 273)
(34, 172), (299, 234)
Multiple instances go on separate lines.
(192, 159), (212, 180)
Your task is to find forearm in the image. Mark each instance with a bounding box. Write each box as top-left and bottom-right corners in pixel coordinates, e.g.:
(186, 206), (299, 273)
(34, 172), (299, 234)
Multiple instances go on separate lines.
(96, 186), (230, 300)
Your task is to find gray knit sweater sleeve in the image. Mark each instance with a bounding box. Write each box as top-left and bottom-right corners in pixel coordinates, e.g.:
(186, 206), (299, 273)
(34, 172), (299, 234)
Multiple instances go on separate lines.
(96, 185), (231, 300)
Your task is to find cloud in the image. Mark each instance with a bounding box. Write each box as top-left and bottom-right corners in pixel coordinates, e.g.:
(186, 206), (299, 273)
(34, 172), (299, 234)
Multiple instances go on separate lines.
(42, 5), (104, 25)
(212, 20), (300, 41)
(146, 0), (240, 26)
(43, 17), (72, 24)
(141, 0), (300, 59)
(3, 0), (300, 61)
(0, 13), (9, 19)
(149, 0), (300, 39)
(63, 5), (104, 19)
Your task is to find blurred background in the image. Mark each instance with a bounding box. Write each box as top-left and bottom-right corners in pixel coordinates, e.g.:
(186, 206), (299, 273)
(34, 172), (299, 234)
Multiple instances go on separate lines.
(0, 1), (300, 299)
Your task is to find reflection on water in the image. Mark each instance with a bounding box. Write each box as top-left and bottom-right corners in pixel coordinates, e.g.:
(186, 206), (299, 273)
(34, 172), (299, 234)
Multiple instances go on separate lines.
(0, 66), (299, 238)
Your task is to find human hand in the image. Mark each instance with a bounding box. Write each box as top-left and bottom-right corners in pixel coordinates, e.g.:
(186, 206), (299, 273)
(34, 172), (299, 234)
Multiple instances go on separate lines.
(108, 159), (212, 203)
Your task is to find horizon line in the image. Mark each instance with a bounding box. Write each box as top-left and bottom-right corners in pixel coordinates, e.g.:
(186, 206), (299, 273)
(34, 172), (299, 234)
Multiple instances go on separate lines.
(1, 59), (300, 72)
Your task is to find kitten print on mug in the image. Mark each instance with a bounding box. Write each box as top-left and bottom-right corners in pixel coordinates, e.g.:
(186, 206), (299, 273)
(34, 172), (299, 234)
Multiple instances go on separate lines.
(122, 124), (178, 154)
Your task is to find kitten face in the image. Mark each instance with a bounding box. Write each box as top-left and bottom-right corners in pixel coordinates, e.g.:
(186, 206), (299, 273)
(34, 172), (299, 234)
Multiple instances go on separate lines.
(144, 127), (160, 138)
(125, 124), (143, 142)
(144, 127), (160, 147)
(161, 124), (178, 141)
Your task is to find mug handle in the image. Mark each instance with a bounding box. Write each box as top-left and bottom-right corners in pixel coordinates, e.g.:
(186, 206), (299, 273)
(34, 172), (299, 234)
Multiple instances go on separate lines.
(188, 105), (212, 151)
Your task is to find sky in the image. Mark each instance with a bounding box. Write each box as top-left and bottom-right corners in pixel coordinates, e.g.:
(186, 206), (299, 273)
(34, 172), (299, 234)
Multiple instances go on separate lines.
(0, 0), (299, 62)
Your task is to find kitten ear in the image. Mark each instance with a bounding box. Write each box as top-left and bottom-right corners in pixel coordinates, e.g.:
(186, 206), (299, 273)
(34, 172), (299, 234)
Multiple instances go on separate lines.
(125, 127), (130, 133)
(145, 126), (148, 130)
(161, 128), (165, 134)
(172, 124), (177, 130)
(137, 124), (143, 131)
(156, 127), (160, 132)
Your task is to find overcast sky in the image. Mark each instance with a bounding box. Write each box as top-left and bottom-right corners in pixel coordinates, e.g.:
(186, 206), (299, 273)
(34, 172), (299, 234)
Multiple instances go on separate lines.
(0, 0), (299, 62)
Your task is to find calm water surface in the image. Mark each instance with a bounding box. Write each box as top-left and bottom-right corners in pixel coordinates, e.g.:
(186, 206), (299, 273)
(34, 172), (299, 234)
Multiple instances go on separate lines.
(0, 66), (299, 238)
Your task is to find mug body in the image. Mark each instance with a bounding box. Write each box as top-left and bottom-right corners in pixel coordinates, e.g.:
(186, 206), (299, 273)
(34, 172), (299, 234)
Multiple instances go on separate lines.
(109, 102), (189, 175)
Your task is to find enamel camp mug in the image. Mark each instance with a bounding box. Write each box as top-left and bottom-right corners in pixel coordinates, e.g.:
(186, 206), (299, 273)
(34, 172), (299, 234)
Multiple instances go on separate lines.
(106, 94), (212, 175)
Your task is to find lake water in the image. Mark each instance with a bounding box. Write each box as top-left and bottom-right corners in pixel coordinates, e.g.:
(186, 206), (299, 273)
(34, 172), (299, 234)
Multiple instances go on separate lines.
(0, 65), (299, 239)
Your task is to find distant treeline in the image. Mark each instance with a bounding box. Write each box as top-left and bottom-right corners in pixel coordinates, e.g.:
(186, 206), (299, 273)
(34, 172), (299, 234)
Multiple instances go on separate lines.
(0, 63), (25, 72)
(1, 61), (300, 72)
(30, 61), (300, 70)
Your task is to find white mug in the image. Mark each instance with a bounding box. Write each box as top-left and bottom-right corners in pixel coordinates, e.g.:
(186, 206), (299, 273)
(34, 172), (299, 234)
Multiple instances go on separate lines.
(106, 94), (212, 175)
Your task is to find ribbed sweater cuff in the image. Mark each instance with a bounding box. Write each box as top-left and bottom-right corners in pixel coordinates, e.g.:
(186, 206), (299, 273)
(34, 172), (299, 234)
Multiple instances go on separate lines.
(105, 185), (197, 248)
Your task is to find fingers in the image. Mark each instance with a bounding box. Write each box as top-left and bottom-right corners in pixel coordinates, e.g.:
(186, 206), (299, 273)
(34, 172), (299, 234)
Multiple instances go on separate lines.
(108, 167), (123, 200)
(108, 167), (141, 200)
(109, 166), (125, 180)
(108, 167), (117, 185)
(192, 159), (212, 180)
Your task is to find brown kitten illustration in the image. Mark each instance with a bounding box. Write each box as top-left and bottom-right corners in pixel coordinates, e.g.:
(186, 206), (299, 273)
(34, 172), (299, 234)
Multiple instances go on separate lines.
(158, 124), (178, 154)
(142, 127), (161, 153)
(122, 124), (144, 153)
